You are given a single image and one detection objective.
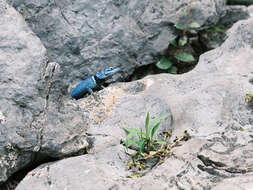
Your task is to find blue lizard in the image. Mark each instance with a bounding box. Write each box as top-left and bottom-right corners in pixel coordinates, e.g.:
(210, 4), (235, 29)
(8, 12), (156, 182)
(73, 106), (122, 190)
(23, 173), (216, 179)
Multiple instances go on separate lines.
(71, 66), (119, 100)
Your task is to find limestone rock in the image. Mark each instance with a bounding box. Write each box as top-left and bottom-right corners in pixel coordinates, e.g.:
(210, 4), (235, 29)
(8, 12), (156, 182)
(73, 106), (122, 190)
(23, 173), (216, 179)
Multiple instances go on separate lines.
(0, 1), (87, 184)
(0, 0), (46, 183)
(16, 17), (253, 189)
(7, 0), (225, 96)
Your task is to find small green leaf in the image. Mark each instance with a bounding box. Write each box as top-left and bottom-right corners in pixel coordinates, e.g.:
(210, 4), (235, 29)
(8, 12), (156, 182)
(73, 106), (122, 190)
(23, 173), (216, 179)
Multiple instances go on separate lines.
(155, 140), (167, 145)
(149, 151), (157, 156)
(137, 138), (146, 154)
(127, 173), (144, 178)
(214, 27), (224, 33)
(192, 4), (199, 8)
(124, 128), (140, 135)
(123, 127), (140, 144)
(151, 122), (161, 141)
(180, 10), (187, 16)
(137, 128), (145, 140)
(175, 52), (195, 63)
(156, 57), (172, 70)
(124, 139), (138, 149)
(212, 25), (225, 33)
(149, 114), (168, 129)
(145, 112), (150, 139)
(188, 22), (200, 28)
(168, 66), (177, 74)
(125, 132), (136, 141)
(170, 39), (177, 47)
(179, 38), (187, 46)
(123, 128), (137, 133)
(174, 24), (184, 30)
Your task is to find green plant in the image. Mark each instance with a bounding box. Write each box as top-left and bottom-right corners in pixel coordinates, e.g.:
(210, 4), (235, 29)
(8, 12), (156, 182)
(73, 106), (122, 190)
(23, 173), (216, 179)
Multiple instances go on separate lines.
(156, 57), (178, 74)
(207, 24), (225, 33)
(122, 114), (191, 177)
(175, 52), (195, 63)
(155, 0), (198, 74)
(175, 0), (200, 41)
(125, 129), (190, 177)
(246, 92), (253, 103)
(123, 112), (168, 155)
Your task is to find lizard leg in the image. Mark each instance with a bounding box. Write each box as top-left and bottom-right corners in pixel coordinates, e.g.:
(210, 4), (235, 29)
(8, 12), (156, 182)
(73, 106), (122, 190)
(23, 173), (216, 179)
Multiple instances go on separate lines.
(87, 88), (93, 94)
(98, 84), (105, 89)
(88, 88), (99, 101)
(91, 92), (99, 102)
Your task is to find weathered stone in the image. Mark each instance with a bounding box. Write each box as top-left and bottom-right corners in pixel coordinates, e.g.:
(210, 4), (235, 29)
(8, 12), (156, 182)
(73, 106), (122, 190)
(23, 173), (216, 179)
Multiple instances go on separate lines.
(16, 145), (130, 190)
(199, 5), (249, 51)
(227, 0), (253, 6)
(82, 82), (173, 153)
(248, 4), (253, 16)
(0, 0), (88, 185)
(16, 16), (253, 189)
(0, 0), (47, 183)
(219, 5), (249, 25)
(6, 0), (225, 96)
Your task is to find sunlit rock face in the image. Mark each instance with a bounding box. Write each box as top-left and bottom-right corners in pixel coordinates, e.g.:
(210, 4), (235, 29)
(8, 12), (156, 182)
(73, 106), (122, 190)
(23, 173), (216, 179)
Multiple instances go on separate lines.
(7, 0), (225, 88)
(16, 16), (253, 189)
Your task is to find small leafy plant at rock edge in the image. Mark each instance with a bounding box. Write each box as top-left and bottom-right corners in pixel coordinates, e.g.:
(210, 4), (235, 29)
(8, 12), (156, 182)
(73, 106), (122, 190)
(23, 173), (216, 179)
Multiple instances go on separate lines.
(156, 0), (198, 74)
(245, 92), (253, 104)
(122, 112), (190, 178)
(123, 112), (168, 156)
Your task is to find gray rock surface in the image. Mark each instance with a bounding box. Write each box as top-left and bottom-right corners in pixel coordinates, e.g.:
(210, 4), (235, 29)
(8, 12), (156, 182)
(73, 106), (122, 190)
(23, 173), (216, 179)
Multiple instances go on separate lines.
(0, 0), (47, 183)
(0, 1), (86, 185)
(219, 5), (249, 25)
(199, 5), (249, 51)
(16, 16), (253, 189)
(248, 4), (253, 17)
(6, 0), (225, 94)
(0, 0), (227, 186)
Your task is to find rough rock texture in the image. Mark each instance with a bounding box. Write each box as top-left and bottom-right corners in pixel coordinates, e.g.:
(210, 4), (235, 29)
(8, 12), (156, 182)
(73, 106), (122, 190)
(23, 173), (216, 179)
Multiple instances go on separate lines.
(199, 5), (249, 51)
(0, 0), (86, 185)
(0, 0), (47, 183)
(0, 0), (228, 186)
(16, 17), (253, 189)
(248, 4), (253, 16)
(219, 5), (249, 25)
(7, 0), (225, 94)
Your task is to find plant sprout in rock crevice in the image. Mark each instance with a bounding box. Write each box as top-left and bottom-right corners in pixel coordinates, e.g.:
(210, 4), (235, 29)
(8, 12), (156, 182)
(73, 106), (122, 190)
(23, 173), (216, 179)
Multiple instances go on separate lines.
(155, 0), (229, 75)
(123, 112), (168, 155)
(156, 0), (199, 74)
(246, 92), (253, 104)
(128, 3), (235, 81)
(122, 112), (190, 178)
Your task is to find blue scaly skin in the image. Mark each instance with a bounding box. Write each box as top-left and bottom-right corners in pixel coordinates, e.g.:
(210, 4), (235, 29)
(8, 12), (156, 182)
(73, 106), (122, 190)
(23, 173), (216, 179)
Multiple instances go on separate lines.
(71, 67), (119, 100)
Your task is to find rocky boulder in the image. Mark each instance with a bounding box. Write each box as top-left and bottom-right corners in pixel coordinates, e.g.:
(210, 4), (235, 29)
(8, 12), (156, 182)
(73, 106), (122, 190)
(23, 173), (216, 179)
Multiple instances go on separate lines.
(6, 0), (225, 94)
(16, 16), (253, 189)
(0, 0), (47, 183)
(0, 0), (227, 186)
(0, 0), (86, 185)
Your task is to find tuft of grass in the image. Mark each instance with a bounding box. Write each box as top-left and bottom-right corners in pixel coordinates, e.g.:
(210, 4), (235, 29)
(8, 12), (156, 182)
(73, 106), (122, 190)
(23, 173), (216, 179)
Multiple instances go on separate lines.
(122, 112), (190, 177)
(123, 112), (168, 155)
(245, 93), (253, 103)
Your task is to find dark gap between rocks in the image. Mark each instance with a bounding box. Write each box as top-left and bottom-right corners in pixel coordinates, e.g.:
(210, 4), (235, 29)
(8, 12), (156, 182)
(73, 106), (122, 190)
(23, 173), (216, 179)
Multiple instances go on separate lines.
(0, 137), (92, 190)
(0, 153), (58, 190)
(0, 145), (92, 190)
(227, 0), (253, 6)
(1, 3), (249, 188)
(128, 24), (228, 81)
(0, 23), (234, 190)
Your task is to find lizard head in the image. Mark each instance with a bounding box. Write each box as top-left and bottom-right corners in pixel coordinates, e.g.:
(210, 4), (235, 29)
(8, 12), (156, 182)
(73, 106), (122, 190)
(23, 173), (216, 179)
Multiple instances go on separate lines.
(95, 66), (119, 80)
